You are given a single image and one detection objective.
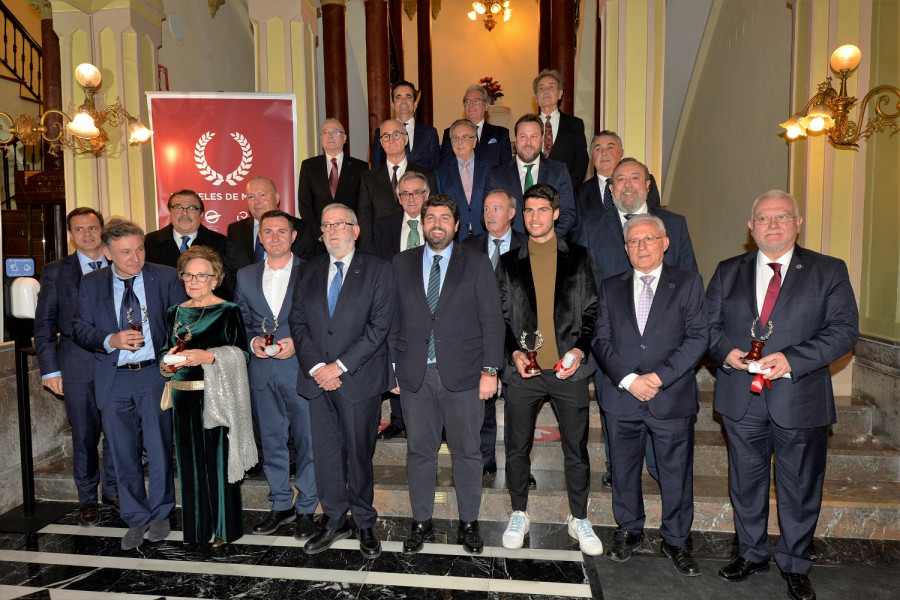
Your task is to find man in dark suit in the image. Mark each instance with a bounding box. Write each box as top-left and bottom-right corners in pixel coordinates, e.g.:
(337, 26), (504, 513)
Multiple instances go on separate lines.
(436, 119), (491, 239)
(223, 176), (316, 297)
(144, 190), (226, 268)
(495, 183), (603, 555)
(289, 203), (395, 560)
(592, 214), (708, 575)
(358, 119), (437, 251)
(370, 80), (440, 169)
(533, 69), (588, 192)
(235, 210), (319, 541)
(297, 118), (368, 232)
(34, 207), (117, 527)
(707, 190), (858, 600)
(73, 219), (187, 550)
(438, 85), (511, 167)
(389, 194), (504, 555)
(484, 114), (577, 239)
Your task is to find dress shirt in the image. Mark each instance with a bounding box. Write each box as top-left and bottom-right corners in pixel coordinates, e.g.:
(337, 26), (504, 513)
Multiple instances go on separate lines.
(309, 250), (356, 376)
(755, 247), (794, 315)
(326, 151), (344, 178)
(516, 156), (541, 192)
(422, 242), (452, 296)
(490, 228), (513, 258)
(540, 109), (561, 144)
(399, 213), (423, 251)
(618, 204), (648, 228)
(386, 157), (409, 184)
(404, 119), (416, 152)
(76, 251), (107, 276)
(103, 271), (156, 365)
(171, 229), (198, 248)
(619, 263), (664, 391)
(457, 155), (475, 203)
(474, 119), (485, 142)
(262, 255), (294, 317)
(597, 173), (611, 191)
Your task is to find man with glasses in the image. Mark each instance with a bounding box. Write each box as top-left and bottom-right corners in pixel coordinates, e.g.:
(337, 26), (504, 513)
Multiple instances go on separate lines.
(438, 85), (511, 167)
(145, 190), (226, 268)
(298, 119), (368, 233)
(592, 214), (708, 575)
(370, 80), (440, 170)
(436, 119), (491, 238)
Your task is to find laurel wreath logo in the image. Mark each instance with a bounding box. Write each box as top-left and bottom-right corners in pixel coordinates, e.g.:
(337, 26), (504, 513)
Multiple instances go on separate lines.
(194, 131), (253, 186)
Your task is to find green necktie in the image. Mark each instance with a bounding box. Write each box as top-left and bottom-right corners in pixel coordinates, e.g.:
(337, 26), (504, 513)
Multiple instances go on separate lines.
(524, 163), (535, 192)
(407, 219), (420, 249)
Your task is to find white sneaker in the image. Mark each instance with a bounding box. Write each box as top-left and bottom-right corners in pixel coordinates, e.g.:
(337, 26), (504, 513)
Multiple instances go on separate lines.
(502, 511), (530, 549)
(567, 515), (604, 555)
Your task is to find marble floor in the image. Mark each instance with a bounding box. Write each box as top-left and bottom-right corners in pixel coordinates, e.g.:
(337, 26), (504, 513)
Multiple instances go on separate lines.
(0, 504), (897, 600)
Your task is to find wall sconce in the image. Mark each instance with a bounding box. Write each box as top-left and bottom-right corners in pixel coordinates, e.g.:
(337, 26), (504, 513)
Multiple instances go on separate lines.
(0, 62), (153, 157)
(780, 45), (899, 147)
(468, 1), (511, 32)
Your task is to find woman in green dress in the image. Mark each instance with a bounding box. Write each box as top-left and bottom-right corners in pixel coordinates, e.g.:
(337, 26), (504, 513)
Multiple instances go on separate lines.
(160, 245), (250, 546)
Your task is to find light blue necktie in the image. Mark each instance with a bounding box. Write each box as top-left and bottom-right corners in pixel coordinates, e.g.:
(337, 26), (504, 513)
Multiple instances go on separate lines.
(328, 261), (344, 318)
(426, 255), (442, 361)
(636, 275), (655, 335)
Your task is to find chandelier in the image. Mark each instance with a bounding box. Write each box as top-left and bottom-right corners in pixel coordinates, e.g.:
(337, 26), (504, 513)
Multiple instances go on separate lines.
(468, 2), (511, 32)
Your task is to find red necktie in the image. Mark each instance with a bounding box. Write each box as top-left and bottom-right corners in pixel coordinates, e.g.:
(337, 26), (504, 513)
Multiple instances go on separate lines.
(543, 114), (553, 158)
(329, 157), (339, 198)
(759, 262), (781, 325)
(391, 165), (399, 198)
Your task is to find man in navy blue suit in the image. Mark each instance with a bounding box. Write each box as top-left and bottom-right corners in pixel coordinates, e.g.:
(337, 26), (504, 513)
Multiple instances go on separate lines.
(484, 114), (577, 239)
(370, 80), (440, 170)
(439, 85), (511, 167)
(73, 219), (186, 550)
(592, 214), (708, 575)
(533, 69), (588, 192)
(34, 207), (117, 527)
(436, 119), (490, 239)
(707, 190), (858, 600)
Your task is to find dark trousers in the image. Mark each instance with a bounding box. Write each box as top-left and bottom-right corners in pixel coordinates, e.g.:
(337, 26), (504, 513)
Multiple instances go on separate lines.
(100, 367), (174, 528)
(384, 392), (405, 429)
(480, 394), (497, 466)
(606, 403), (694, 546)
(722, 396), (828, 575)
(505, 372), (591, 518)
(309, 391), (381, 530)
(400, 365), (484, 523)
(63, 380), (117, 505)
(598, 377), (658, 479)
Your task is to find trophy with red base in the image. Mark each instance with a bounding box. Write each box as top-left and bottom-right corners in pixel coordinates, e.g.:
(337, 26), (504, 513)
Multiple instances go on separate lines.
(519, 330), (544, 375)
(126, 306), (148, 348)
(262, 317), (283, 356)
(742, 316), (774, 364)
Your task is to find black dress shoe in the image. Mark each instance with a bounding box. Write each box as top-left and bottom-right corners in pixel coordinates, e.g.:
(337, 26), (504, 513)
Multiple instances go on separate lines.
(601, 471), (612, 489)
(782, 572), (816, 600)
(528, 473), (537, 487)
(717, 556), (770, 582)
(101, 495), (120, 511)
(605, 529), (643, 562)
(358, 527), (381, 559)
(252, 508), (296, 535)
(246, 462), (264, 477)
(403, 519), (435, 553)
(77, 503), (100, 527)
(304, 521), (352, 555)
(661, 540), (701, 576)
(293, 513), (316, 540)
(483, 462), (497, 476)
(377, 424), (405, 440)
(457, 521), (483, 555)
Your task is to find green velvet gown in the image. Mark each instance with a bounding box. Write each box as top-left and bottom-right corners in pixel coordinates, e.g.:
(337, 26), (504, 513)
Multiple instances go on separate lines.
(162, 302), (249, 544)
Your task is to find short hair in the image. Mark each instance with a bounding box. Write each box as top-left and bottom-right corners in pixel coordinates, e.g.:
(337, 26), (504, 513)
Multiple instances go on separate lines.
(167, 189), (204, 212)
(533, 69), (564, 94)
(591, 130), (623, 148)
(463, 84), (489, 104)
(259, 209), (296, 232)
(321, 203), (358, 225)
(484, 188), (517, 210)
(66, 207), (104, 231)
(623, 214), (667, 240)
(246, 176), (277, 192)
(751, 190), (800, 219)
(423, 193), (460, 223)
(321, 117), (345, 132)
(397, 170), (429, 195)
(176, 245), (224, 284)
(101, 218), (144, 247)
(449, 119), (478, 138)
(613, 157), (650, 179)
(380, 118), (406, 133)
(523, 182), (560, 211)
(391, 80), (417, 97)
(515, 113), (545, 136)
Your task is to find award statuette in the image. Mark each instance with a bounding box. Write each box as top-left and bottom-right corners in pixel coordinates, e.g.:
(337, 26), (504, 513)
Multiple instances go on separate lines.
(519, 330), (544, 375)
(262, 317), (282, 357)
(742, 316), (774, 364)
(126, 306), (149, 348)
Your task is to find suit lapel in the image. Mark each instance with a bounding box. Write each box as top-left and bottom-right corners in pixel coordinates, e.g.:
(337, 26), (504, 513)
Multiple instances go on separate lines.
(620, 271), (640, 336)
(740, 253), (759, 317)
(552, 240), (567, 305)
(516, 245), (538, 314)
(768, 247), (807, 323)
(436, 246), (464, 312)
(643, 267), (674, 336)
(331, 253), (361, 318)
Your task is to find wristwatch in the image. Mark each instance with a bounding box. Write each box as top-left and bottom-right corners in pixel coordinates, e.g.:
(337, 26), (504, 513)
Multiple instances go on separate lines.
(481, 367), (499, 377)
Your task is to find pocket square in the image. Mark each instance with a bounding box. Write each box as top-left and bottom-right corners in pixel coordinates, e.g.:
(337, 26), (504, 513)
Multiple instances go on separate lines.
(488, 138), (497, 144)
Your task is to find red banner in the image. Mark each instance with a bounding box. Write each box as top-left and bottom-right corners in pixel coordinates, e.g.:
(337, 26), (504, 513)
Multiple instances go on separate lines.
(147, 93), (298, 232)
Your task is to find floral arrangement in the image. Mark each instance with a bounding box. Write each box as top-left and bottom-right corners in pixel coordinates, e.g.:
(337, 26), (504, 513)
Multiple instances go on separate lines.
(479, 77), (504, 103)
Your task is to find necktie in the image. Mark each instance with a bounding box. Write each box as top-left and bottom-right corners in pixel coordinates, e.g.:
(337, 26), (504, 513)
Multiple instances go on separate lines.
(328, 261), (344, 318)
(524, 164), (535, 192)
(461, 160), (473, 204)
(426, 255), (443, 361)
(88, 261), (102, 271)
(624, 213), (636, 220)
(329, 157), (339, 198)
(543, 114), (553, 158)
(602, 179), (614, 211)
(119, 277), (142, 331)
(407, 220), (420, 249)
(391, 165), (399, 199)
(476, 124), (481, 142)
(759, 263), (782, 325)
(253, 236), (265, 263)
(491, 238), (503, 269)
(636, 275), (655, 335)
(405, 122), (413, 151)
(179, 235), (190, 253)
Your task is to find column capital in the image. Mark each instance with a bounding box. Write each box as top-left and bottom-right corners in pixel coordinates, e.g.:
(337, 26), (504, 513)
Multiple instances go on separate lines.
(320, 0), (348, 8)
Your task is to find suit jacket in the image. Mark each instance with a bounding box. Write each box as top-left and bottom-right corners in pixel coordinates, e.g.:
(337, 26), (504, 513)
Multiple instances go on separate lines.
(390, 244), (504, 392)
(484, 157), (577, 239)
(545, 111), (589, 191)
(496, 237), (598, 385)
(576, 207), (697, 283)
(357, 162), (437, 251)
(370, 122), (440, 170)
(460, 229), (529, 258)
(289, 251), (395, 402)
(233, 255), (303, 390)
(592, 265), (709, 419)
(72, 263), (187, 400)
(297, 153), (369, 231)
(34, 253), (96, 384)
(372, 212), (408, 262)
(144, 224), (227, 269)
(438, 121), (512, 168)
(435, 156), (490, 238)
(706, 246), (859, 429)
(574, 174), (662, 240)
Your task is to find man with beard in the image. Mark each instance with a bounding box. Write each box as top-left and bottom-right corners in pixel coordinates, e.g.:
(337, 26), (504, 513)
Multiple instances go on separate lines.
(145, 190), (226, 268)
(389, 194), (504, 555)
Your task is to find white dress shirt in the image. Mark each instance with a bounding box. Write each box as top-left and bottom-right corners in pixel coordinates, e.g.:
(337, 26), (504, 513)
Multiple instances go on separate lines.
(540, 109), (561, 144)
(755, 247), (794, 316)
(399, 213), (423, 251)
(326, 151), (344, 178)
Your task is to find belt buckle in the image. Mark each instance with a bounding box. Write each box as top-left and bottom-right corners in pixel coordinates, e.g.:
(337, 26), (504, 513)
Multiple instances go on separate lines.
(127, 361), (144, 371)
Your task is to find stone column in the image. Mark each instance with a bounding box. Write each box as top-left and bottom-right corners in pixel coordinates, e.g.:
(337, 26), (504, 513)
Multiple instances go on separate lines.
(415, 0), (433, 125)
(364, 0), (390, 152)
(389, 0), (404, 81)
(321, 0), (350, 144)
(550, 0), (575, 115)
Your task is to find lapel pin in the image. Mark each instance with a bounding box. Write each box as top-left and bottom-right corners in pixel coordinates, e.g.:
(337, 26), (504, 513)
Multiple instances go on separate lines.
(796, 264), (803, 270)
(669, 283), (675, 289)
(354, 269), (360, 274)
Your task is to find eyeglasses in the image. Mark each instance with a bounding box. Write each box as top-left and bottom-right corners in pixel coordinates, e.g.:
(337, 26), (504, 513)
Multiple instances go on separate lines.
(399, 190), (425, 200)
(463, 99), (485, 106)
(181, 272), (212, 282)
(170, 204), (201, 213)
(322, 129), (345, 137)
(321, 221), (355, 232)
(450, 135), (475, 143)
(625, 236), (663, 248)
(752, 214), (796, 225)
(380, 131), (408, 141)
